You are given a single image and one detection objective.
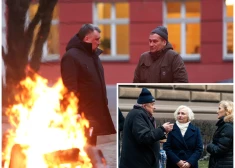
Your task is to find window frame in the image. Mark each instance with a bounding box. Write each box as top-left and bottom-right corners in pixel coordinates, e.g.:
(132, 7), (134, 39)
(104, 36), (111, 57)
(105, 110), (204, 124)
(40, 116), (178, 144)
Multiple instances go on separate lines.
(41, 19), (60, 62)
(223, 2), (233, 61)
(163, 0), (201, 62)
(92, 2), (130, 61)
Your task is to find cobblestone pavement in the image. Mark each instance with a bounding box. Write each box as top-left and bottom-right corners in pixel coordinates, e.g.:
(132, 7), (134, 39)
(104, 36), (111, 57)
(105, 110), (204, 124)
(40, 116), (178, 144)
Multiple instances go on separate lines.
(97, 141), (117, 168)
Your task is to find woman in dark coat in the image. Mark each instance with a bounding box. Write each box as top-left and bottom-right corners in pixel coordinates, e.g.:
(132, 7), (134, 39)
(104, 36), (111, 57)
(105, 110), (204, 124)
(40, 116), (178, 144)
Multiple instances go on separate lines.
(163, 105), (203, 168)
(207, 100), (233, 168)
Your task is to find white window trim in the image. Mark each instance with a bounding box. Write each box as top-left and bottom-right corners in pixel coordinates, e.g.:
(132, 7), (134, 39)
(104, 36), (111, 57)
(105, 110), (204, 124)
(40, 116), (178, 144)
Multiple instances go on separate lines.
(41, 18), (60, 62)
(93, 2), (130, 61)
(223, 3), (233, 61)
(163, 0), (200, 62)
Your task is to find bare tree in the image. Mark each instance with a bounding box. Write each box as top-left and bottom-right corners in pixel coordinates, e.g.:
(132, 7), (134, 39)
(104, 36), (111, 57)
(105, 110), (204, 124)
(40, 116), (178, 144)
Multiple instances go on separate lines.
(2, 0), (58, 105)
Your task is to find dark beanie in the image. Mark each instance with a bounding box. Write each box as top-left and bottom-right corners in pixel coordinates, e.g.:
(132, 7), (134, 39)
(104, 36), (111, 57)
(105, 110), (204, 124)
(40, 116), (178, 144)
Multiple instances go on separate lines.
(151, 26), (168, 42)
(137, 88), (155, 104)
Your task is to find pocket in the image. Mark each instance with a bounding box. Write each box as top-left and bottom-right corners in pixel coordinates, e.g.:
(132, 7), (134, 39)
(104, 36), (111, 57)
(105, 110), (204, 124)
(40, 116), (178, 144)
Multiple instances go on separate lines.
(139, 63), (150, 82)
(160, 66), (172, 83)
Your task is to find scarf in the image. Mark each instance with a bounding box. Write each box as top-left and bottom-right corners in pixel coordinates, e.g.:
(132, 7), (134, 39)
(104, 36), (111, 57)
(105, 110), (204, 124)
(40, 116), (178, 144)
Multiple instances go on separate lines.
(176, 121), (190, 137)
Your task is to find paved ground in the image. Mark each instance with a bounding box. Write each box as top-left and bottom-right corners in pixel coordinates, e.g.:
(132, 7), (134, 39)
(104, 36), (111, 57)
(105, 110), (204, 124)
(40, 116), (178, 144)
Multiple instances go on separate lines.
(97, 85), (117, 168)
(97, 141), (117, 168)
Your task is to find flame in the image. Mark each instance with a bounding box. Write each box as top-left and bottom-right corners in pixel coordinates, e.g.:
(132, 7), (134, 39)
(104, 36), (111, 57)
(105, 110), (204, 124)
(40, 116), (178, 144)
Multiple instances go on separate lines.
(2, 74), (92, 168)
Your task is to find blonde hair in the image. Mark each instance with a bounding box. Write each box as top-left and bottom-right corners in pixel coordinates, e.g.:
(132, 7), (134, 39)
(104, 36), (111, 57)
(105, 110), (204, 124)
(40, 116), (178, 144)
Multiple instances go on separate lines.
(174, 105), (195, 121)
(219, 100), (233, 122)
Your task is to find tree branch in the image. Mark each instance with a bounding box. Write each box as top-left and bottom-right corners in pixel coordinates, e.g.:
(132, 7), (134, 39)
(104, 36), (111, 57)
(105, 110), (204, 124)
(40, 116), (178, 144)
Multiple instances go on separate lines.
(30, 0), (58, 72)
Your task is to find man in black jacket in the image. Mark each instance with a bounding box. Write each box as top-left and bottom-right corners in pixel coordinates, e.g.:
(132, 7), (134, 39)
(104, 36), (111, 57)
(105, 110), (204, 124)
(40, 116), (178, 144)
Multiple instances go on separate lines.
(120, 88), (173, 168)
(61, 24), (116, 146)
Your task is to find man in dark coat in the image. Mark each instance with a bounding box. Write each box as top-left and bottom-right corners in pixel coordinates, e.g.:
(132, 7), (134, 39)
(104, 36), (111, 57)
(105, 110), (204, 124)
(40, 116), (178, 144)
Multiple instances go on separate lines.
(61, 24), (116, 146)
(133, 26), (188, 83)
(120, 88), (173, 168)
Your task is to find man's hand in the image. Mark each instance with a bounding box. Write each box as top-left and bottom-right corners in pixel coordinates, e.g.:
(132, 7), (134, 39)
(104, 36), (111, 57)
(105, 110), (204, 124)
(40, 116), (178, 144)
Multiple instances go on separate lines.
(162, 122), (174, 133)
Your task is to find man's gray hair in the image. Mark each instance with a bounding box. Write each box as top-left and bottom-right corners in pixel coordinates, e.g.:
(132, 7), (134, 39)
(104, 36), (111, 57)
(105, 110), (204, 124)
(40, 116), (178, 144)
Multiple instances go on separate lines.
(77, 23), (101, 40)
(94, 26), (101, 33)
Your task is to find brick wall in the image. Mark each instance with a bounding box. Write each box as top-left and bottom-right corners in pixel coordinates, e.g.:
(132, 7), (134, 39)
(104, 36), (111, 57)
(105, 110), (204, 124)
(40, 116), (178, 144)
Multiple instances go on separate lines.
(118, 85), (233, 120)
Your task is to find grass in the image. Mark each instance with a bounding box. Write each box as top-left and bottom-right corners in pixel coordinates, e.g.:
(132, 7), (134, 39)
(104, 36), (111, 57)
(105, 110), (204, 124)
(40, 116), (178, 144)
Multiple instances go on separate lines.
(198, 160), (209, 168)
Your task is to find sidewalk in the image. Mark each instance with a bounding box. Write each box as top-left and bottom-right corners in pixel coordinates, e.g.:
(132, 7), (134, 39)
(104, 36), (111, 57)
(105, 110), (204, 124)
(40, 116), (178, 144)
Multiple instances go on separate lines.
(97, 141), (117, 168)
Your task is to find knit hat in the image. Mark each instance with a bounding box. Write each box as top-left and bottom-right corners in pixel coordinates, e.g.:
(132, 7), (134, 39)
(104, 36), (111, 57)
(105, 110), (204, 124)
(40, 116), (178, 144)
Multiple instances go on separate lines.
(137, 88), (155, 104)
(151, 26), (168, 42)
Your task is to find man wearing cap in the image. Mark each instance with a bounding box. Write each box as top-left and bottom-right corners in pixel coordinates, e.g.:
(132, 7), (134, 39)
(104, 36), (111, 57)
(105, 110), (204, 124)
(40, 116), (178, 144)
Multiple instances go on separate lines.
(133, 26), (188, 83)
(120, 88), (173, 168)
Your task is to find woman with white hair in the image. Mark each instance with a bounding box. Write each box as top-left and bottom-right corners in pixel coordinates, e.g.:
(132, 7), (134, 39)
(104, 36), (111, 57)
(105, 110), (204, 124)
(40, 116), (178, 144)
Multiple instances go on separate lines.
(163, 105), (203, 168)
(207, 100), (233, 168)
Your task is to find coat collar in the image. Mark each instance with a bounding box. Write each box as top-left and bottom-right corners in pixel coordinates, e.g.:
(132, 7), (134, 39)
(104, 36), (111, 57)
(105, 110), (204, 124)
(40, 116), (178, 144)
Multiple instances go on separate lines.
(66, 34), (103, 57)
(216, 117), (225, 126)
(171, 123), (196, 149)
(134, 105), (156, 128)
(184, 123), (196, 141)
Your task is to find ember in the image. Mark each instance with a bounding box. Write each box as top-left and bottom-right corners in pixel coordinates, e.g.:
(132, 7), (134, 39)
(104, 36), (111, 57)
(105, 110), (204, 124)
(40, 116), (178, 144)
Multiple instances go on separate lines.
(2, 74), (107, 168)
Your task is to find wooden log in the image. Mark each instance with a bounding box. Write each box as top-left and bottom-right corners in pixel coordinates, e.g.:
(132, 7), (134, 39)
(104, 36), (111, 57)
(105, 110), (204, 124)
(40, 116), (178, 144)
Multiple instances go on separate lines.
(9, 144), (26, 168)
(44, 148), (80, 165)
(8, 144), (109, 168)
(8, 144), (80, 168)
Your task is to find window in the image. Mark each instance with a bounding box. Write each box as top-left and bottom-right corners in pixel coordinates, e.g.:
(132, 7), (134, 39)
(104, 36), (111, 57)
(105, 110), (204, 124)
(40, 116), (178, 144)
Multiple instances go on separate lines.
(28, 3), (59, 62)
(163, 0), (200, 61)
(93, 2), (129, 61)
(223, 0), (233, 60)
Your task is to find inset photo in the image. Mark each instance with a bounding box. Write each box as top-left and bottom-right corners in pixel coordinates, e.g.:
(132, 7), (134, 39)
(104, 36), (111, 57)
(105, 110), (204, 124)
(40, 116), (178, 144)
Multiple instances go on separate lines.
(118, 84), (233, 168)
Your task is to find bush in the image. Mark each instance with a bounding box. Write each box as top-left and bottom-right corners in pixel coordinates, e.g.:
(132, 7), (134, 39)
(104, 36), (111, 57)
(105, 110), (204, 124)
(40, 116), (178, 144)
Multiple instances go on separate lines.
(198, 160), (209, 168)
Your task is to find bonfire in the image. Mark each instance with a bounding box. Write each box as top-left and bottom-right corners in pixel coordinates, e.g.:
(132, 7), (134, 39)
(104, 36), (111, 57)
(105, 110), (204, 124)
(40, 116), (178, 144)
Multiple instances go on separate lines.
(2, 74), (107, 168)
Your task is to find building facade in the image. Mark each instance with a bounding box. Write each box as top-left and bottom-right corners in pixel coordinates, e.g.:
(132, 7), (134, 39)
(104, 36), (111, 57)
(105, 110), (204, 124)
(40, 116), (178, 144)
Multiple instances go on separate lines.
(2, 0), (234, 84)
(118, 84), (233, 120)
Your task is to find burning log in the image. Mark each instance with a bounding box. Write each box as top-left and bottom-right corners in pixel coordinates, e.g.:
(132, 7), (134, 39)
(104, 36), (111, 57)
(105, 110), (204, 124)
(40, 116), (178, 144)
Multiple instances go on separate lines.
(8, 144), (108, 168)
(44, 148), (80, 165)
(9, 144), (26, 168)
